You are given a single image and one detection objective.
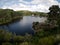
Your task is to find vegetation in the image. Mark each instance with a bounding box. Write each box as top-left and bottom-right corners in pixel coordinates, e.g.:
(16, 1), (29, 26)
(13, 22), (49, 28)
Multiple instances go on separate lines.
(0, 9), (22, 25)
(0, 29), (60, 45)
(32, 5), (60, 45)
(0, 5), (60, 45)
(33, 5), (60, 31)
(17, 10), (48, 17)
(0, 9), (47, 25)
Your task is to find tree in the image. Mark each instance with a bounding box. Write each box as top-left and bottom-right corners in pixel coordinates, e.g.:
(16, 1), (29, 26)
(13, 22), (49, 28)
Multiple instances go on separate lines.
(47, 5), (60, 34)
(48, 5), (60, 22)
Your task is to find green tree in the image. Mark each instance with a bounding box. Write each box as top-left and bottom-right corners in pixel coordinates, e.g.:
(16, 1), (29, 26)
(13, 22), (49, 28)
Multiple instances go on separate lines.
(48, 5), (60, 23)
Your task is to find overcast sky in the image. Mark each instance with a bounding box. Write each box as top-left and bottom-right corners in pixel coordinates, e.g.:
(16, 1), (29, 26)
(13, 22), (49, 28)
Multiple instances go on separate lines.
(0, 0), (60, 12)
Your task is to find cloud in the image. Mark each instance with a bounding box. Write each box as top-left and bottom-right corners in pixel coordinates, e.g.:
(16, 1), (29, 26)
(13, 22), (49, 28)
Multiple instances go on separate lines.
(0, 0), (60, 12)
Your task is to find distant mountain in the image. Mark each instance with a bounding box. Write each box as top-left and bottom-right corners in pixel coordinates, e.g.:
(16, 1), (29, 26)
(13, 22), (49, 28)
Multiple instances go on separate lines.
(16, 10), (48, 16)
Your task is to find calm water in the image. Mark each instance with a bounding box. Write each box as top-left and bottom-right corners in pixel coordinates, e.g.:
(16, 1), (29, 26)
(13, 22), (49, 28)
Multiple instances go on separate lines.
(0, 16), (47, 35)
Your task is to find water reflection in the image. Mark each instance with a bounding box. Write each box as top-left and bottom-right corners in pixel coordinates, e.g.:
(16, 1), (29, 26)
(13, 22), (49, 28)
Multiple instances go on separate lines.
(0, 16), (47, 35)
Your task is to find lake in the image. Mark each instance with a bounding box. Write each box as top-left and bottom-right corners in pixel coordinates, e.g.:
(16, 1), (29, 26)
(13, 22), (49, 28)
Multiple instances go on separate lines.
(0, 16), (47, 35)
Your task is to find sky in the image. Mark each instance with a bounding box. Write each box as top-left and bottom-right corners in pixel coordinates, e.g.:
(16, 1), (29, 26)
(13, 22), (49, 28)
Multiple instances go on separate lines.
(0, 0), (60, 12)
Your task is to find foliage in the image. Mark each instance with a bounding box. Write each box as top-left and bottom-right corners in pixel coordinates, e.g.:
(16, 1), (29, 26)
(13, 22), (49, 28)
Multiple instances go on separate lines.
(0, 9), (22, 25)
(32, 5), (60, 45)
(0, 5), (60, 45)
(17, 10), (48, 17)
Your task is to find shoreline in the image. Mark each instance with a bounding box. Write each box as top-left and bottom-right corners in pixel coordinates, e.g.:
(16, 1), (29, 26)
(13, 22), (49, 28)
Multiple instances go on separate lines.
(0, 16), (22, 25)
